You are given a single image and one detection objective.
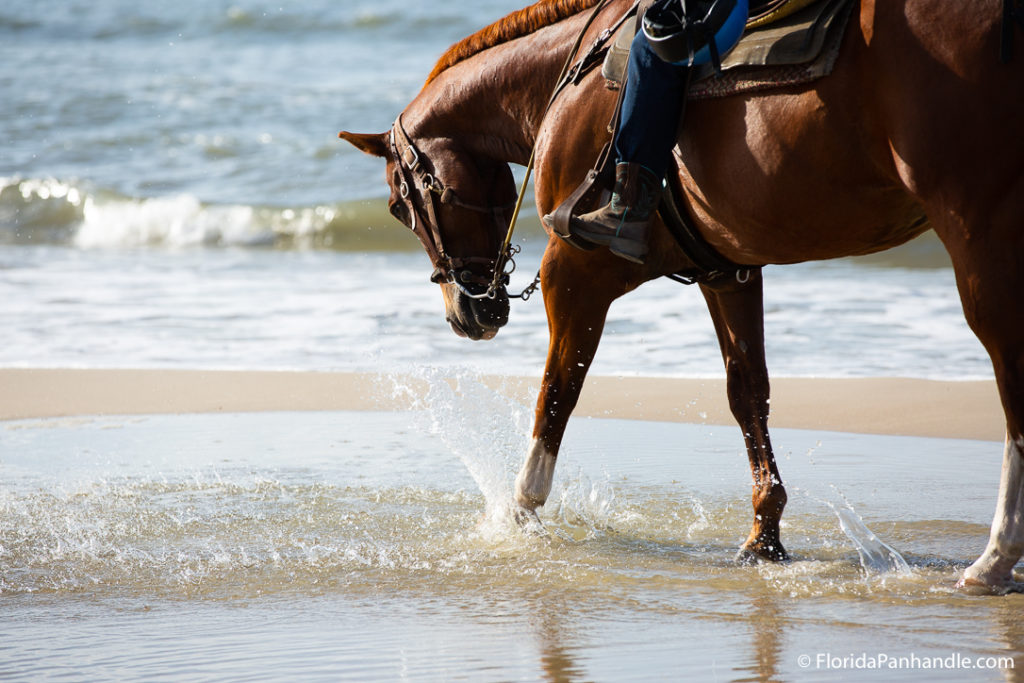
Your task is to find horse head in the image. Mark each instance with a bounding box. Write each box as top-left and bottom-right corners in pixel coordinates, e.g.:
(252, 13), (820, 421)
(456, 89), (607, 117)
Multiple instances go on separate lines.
(339, 118), (515, 341)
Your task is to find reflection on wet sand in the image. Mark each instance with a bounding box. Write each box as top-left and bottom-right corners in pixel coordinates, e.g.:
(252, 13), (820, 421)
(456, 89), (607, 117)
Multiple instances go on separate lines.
(994, 598), (1024, 682)
(745, 593), (785, 683)
(533, 596), (586, 683)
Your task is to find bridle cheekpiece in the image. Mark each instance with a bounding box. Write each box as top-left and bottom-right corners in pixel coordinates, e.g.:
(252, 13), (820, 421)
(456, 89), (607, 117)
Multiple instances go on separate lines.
(389, 115), (518, 299)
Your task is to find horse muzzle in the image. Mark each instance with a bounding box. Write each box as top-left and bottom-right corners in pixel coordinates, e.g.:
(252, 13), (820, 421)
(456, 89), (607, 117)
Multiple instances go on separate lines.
(441, 283), (510, 340)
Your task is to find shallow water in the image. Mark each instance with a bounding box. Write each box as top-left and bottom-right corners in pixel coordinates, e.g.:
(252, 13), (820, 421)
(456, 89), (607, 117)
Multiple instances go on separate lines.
(2, 374), (1020, 680)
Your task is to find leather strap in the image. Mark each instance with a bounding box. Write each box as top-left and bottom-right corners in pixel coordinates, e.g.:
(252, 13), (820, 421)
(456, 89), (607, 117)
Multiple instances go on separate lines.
(548, 143), (617, 249)
(391, 115), (506, 284)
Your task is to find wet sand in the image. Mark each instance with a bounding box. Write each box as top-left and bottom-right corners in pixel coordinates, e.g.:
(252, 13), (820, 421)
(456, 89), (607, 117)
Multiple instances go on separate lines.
(0, 368), (1004, 440)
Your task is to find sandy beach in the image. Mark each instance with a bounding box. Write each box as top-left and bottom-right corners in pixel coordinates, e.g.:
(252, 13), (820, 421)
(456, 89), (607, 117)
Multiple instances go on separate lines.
(0, 368), (1004, 441)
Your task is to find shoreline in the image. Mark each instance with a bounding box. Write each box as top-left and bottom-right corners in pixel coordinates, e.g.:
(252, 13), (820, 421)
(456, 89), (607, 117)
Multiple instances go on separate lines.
(0, 369), (1004, 441)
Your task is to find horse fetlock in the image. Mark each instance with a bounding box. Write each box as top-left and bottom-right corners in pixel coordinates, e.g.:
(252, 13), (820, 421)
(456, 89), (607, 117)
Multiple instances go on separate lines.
(513, 469), (552, 510)
(741, 492), (788, 562)
(513, 486), (548, 511)
(513, 439), (557, 510)
(752, 482), (788, 520)
(737, 533), (789, 564)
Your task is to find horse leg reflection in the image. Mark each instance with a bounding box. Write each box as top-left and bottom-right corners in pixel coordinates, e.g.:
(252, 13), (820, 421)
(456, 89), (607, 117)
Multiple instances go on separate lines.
(702, 271), (788, 562)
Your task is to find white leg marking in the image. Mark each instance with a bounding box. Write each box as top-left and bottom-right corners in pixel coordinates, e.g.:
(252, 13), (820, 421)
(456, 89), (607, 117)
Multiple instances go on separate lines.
(962, 435), (1024, 590)
(514, 438), (557, 511)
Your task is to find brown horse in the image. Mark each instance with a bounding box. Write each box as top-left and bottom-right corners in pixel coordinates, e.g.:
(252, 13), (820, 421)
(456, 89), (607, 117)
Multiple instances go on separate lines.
(339, 0), (1024, 592)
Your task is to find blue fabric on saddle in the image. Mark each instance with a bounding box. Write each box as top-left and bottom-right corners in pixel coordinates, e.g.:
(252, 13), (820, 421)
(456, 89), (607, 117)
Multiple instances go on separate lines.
(642, 0), (750, 69)
(602, 0), (855, 99)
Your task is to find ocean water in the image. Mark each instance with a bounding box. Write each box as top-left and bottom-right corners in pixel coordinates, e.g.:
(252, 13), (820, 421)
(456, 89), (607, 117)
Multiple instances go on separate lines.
(0, 0), (991, 379)
(2, 0), (505, 208)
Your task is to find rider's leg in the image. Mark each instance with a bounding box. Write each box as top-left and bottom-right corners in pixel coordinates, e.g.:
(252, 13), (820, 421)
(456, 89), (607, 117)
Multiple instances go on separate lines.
(614, 30), (689, 178)
(568, 31), (689, 264)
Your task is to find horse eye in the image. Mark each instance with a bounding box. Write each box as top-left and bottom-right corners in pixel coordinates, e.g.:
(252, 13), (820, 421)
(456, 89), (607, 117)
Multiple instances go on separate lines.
(388, 201), (409, 225)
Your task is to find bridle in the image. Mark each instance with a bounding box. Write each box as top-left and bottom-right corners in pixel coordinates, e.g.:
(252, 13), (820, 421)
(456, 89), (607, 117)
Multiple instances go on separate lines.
(386, 0), (618, 302)
(389, 114), (518, 299)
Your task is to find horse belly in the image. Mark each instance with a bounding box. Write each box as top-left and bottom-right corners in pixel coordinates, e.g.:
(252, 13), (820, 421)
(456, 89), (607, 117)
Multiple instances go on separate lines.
(677, 84), (926, 265)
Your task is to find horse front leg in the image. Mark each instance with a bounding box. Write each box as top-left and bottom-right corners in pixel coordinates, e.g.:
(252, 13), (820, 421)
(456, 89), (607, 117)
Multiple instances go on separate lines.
(701, 270), (788, 562)
(513, 246), (623, 517)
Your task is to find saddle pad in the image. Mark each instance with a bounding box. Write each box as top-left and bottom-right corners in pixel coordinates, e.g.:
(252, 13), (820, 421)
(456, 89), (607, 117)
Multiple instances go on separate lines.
(601, 0), (855, 99)
(747, 0), (820, 29)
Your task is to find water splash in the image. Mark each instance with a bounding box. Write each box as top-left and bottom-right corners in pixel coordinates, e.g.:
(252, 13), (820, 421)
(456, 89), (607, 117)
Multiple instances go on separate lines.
(547, 465), (617, 542)
(385, 367), (620, 540)
(386, 367), (531, 525)
(823, 488), (911, 575)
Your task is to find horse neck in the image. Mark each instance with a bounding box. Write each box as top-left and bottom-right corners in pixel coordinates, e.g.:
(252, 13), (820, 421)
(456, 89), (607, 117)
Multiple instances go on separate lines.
(406, 9), (596, 166)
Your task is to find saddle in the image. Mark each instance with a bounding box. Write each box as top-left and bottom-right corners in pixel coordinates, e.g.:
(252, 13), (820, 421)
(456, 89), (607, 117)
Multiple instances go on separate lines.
(603, 0), (855, 99)
(548, 0), (856, 283)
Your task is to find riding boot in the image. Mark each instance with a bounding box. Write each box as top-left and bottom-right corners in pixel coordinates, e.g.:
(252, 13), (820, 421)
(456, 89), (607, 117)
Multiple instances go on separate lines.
(569, 162), (662, 264)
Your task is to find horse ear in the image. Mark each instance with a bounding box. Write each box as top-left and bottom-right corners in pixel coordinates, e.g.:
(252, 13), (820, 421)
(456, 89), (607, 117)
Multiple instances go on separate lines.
(338, 130), (389, 158)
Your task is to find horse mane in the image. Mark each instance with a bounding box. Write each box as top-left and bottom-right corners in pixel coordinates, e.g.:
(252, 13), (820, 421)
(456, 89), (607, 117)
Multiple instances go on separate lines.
(424, 0), (601, 86)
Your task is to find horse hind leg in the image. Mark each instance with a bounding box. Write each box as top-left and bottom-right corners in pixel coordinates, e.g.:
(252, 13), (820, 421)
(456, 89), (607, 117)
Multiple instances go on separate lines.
(961, 435), (1024, 593)
(937, 201), (1024, 593)
(955, 305), (1024, 592)
(702, 271), (788, 562)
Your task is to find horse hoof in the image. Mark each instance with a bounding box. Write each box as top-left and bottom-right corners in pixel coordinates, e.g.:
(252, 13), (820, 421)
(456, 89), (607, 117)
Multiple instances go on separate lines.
(956, 576), (1024, 596)
(512, 505), (548, 536)
(736, 542), (789, 565)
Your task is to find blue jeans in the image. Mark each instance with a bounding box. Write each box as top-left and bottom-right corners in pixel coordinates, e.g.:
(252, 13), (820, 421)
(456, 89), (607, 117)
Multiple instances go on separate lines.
(614, 0), (747, 179)
(613, 31), (689, 181)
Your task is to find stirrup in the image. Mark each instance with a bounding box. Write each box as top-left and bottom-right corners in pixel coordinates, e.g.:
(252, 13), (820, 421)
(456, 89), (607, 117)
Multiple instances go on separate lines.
(546, 144), (616, 251)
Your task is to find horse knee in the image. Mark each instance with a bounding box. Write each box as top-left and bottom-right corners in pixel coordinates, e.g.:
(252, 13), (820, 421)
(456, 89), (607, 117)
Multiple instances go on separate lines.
(724, 359), (770, 421)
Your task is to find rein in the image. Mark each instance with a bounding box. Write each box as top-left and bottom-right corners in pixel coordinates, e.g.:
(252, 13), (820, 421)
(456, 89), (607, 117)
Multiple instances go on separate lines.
(392, 0), (631, 302)
(486, 0), (639, 300)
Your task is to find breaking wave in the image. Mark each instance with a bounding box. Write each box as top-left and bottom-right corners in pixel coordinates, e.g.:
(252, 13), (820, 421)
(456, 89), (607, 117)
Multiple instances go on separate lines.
(0, 176), (418, 251)
(0, 177), (548, 251)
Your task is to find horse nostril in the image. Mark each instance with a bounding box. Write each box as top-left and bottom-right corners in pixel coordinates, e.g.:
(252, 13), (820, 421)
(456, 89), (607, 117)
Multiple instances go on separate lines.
(490, 305), (510, 327)
(472, 293), (510, 328)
